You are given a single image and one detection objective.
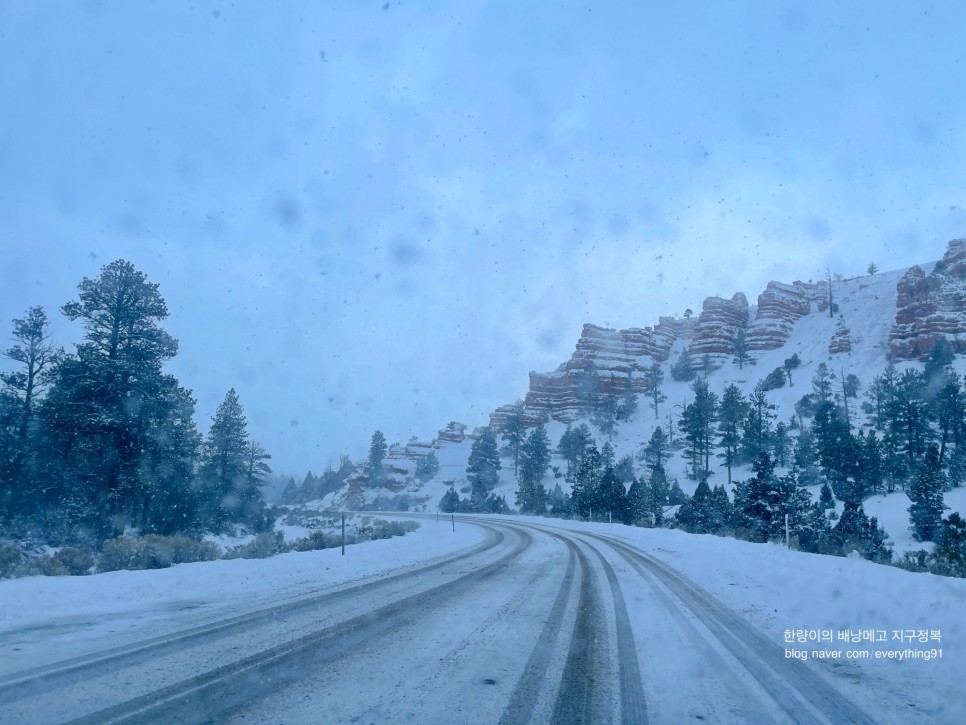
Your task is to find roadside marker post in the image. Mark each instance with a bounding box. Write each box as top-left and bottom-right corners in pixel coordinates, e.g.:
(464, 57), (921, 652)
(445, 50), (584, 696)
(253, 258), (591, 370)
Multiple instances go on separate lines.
(342, 514), (346, 556)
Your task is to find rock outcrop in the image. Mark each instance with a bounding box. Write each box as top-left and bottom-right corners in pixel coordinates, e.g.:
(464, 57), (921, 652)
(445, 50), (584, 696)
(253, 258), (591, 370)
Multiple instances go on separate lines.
(889, 240), (966, 360)
(515, 318), (693, 425)
(747, 280), (828, 350)
(436, 421), (467, 444)
(829, 318), (852, 355)
(688, 293), (749, 364)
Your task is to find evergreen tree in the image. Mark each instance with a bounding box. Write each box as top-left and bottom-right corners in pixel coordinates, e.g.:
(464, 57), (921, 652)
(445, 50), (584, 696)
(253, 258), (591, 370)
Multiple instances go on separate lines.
(415, 451), (440, 482)
(281, 477), (298, 503)
(762, 367), (786, 391)
(592, 391), (620, 440)
(0, 306), (61, 516)
(439, 488), (461, 513)
(783, 353), (801, 386)
(667, 478), (687, 505)
(732, 328), (751, 369)
(644, 362), (667, 418)
(626, 476), (654, 525)
(716, 384), (746, 484)
(638, 426), (669, 470)
(367, 430), (388, 487)
(741, 383), (775, 464)
(771, 421), (791, 467)
(793, 427), (821, 486)
(570, 443), (602, 517)
(678, 377), (718, 479)
(648, 463), (672, 525)
(199, 389), (252, 531)
(617, 370), (638, 422)
(934, 512), (966, 577)
(548, 482), (570, 516)
(858, 430), (884, 497)
(558, 424), (592, 477)
(467, 427), (501, 500)
(516, 425), (550, 514)
(818, 482), (835, 510)
(676, 477), (713, 533)
(670, 349), (696, 382)
(596, 464), (629, 523)
(501, 402), (526, 475)
(908, 445), (947, 542)
(812, 362), (833, 404)
(708, 484), (734, 533)
(39, 260), (198, 538)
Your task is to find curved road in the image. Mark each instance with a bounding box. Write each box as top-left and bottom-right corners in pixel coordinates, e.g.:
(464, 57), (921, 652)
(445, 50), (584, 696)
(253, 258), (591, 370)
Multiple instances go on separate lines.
(0, 516), (881, 724)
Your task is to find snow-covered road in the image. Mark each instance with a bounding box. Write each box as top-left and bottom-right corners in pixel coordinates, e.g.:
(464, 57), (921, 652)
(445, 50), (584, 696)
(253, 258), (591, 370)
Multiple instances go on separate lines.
(0, 515), (957, 723)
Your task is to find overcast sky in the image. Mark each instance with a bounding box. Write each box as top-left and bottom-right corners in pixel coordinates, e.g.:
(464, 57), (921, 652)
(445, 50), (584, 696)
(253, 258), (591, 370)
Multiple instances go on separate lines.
(3, 1), (966, 474)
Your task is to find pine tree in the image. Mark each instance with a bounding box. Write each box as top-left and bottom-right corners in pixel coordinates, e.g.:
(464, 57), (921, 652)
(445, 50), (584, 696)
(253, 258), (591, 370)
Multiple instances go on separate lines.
(626, 476), (654, 525)
(592, 391), (621, 440)
(908, 445), (947, 542)
(782, 353), (801, 386)
(516, 425), (550, 514)
(648, 463), (672, 526)
(677, 478), (713, 533)
(571, 444), (602, 518)
(40, 261), (198, 538)
(415, 451), (440, 482)
(732, 328), (751, 369)
(367, 431), (388, 487)
(616, 370), (638, 422)
(934, 512), (966, 577)
(818, 482), (835, 510)
(772, 421), (791, 467)
(501, 402), (526, 475)
(678, 377), (718, 480)
(0, 306), (61, 516)
(639, 426), (669, 470)
(793, 427), (821, 486)
(670, 349), (696, 382)
(708, 485), (734, 533)
(741, 383), (775, 464)
(560, 423), (592, 478)
(467, 427), (501, 500)
(199, 389), (252, 531)
(644, 362), (667, 418)
(596, 465), (629, 523)
(717, 384), (746, 484)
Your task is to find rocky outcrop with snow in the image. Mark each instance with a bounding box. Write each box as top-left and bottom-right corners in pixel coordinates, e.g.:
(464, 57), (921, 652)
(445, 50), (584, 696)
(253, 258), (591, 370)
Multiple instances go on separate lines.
(688, 293), (749, 363)
(518, 318), (694, 424)
(746, 280), (828, 351)
(828, 318), (853, 355)
(889, 240), (966, 360)
(436, 421), (467, 444)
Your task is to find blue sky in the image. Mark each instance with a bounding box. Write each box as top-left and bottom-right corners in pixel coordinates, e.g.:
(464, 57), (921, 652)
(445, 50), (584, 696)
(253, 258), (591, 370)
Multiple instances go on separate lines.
(2, 1), (966, 473)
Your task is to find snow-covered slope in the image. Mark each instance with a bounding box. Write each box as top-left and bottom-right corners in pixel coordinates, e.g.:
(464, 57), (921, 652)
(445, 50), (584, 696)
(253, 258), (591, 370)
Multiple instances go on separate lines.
(315, 245), (966, 557)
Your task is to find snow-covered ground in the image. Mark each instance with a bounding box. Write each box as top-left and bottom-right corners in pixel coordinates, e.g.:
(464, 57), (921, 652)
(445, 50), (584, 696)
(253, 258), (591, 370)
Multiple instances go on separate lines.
(1, 513), (962, 722)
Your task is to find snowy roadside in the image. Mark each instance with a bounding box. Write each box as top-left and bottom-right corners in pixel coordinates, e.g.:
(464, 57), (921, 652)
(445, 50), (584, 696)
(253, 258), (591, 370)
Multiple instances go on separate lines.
(0, 518), (485, 676)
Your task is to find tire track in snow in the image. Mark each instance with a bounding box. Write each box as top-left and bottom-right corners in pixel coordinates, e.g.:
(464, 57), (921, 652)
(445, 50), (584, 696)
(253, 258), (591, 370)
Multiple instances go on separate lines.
(64, 524), (533, 725)
(0, 523), (504, 704)
(585, 530), (877, 725)
(498, 536), (578, 725)
(494, 520), (648, 725)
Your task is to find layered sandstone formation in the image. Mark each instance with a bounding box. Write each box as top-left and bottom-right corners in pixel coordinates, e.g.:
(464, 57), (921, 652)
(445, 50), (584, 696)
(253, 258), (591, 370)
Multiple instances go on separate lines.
(688, 293), (749, 364)
(889, 240), (966, 360)
(828, 319), (853, 355)
(514, 318), (693, 425)
(746, 280), (828, 351)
